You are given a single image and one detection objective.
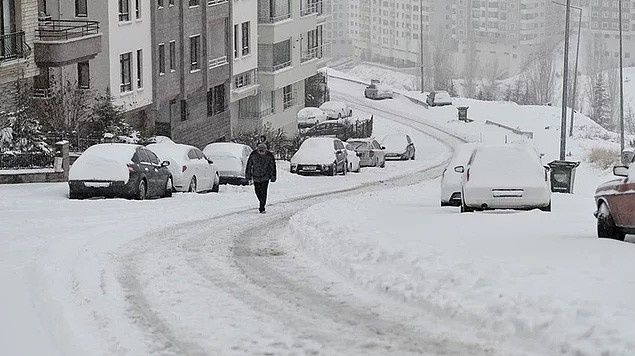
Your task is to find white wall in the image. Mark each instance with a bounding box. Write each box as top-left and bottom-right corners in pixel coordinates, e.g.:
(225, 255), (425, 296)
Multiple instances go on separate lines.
(107, 0), (153, 110)
(232, 0), (258, 77)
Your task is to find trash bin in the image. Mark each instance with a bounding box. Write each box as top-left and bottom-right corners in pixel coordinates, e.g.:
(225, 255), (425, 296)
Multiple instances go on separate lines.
(457, 106), (470, 122)
(547, 160), (580, 194)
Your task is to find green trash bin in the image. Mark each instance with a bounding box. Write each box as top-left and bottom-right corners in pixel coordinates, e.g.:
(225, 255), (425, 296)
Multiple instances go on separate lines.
(457, 106), (470, 122)
(547, 160), (580, 194)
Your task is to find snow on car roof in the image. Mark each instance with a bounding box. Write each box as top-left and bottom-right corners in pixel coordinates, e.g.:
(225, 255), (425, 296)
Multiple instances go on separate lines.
(147, 142), (195, 160)
(204, 142), (249, 157)
(81, 143), (140, 162)
(319, 101), (346, 110)
(298, 107), (325, 118)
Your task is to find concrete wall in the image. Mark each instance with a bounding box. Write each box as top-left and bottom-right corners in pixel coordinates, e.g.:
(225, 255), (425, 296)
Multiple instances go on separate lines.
(232, 0), (258, 80)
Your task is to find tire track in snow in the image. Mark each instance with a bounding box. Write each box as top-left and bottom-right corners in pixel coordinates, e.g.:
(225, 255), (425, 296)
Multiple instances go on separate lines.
(116, 88), (479, 355)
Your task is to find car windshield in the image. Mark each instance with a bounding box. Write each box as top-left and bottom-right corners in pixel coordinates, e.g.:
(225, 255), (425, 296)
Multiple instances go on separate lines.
(349, 141), (369, 150)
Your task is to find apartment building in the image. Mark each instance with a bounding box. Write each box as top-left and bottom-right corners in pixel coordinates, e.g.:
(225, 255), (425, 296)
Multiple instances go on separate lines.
(328, 0), (353, 59)
(0, 0), (39, 106)
(349, 0), (446, 68)
(151, 0), (232, 147)
(235, 0), (331, 135)
(230, 0), (259, 135)
(452, 0), (549, 76)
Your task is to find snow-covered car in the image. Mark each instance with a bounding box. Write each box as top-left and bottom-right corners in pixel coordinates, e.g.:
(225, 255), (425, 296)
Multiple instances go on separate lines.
(203, 142), (253, 185)
(345, 143), (361, 173)
(364, 80), (394, 100)
(147, 142), (220, 193)
(290, 137), (348, 176)
(440, 142), (481, 206)
(458, 144), (551, 212)
(426, 91), (452, 107)
(68, 144), (173, 200)
(319, 101), (353, 120)
(594, 160), (635, 241)
(381, 134), (415, 160)
(347, 138), (386, 168)
(297, 107), (328, 130)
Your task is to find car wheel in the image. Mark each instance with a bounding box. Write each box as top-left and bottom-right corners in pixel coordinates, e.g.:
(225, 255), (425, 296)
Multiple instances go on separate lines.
(338, 113), (342, 120)
(69, 191), (83, 200)
(163, 177), (173, 198)
(211, 173), (220, 192)
(188, 176), (197, 193)
(380, 159), (386, 168)
(411, 151), (416, 160)
(540, 202), (551, 212)
(137, 179), (147, 201)
(597, 203), (625, 241)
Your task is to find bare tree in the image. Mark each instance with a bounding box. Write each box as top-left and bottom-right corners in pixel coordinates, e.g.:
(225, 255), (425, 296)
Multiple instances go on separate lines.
(526, 44), (557, 105)
(432, 32), (453, 91)
(462, 39), (478, 98)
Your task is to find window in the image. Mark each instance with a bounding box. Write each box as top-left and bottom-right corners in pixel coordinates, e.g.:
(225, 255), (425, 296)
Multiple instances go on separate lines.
(189, 0), (200, 6)
(283, 85), (295, 110)
(119, 0), (130, 21)
(75, 0), (88, 17)
(77, 61), (90, 89)
(120, 52), (132, 93)
(146, 150), (160, 165)
(190, 35), (200, 71)
(158, 44), (165, 74)
(207, 84), (226, 116)
(136, 49), (143, 89)
(234, 24), (239, 58)
(241, 21), (250, 56)
(135, 0), (141, 19)
(169, 0), (174, 5)
(158, 0), (164, 8)
(169, 41), (176, 71)
(187, 150), (198, 160)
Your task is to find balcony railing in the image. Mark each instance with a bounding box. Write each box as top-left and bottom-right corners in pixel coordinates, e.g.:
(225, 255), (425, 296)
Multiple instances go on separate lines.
(301, 0), (324, 17)
(35, 19), (100, 41)
(207, 0), (228, 5)
(260, 60), (291, 72)
(258, 0), (291, 23)
(0, 31), (31, 63)
(208, 55), (228, 69)
(233, 69), (258, 90)
(301, 43), (330, 63)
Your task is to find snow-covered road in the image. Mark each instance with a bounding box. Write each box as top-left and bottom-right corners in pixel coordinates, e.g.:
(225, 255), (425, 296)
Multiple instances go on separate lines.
(2, 76), (634, 355)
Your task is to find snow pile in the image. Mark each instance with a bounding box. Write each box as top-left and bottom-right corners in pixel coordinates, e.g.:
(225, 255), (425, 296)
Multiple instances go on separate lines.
(286, 180), (635, 354)
(344, 64), (420, 91)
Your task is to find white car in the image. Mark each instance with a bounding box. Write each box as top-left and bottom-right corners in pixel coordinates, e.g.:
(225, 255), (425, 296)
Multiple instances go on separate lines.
(203, 142), (253, 185)
(458, 144), (551, 212)
(297, 107), (328, 130)
(290, 137), (348, 176)
(319, 101), (353, 120)
(426, 91), (452, 107)
(147, 142), (220, 193)
(345, 143), (361, 173)
(441, 143), (480, 206)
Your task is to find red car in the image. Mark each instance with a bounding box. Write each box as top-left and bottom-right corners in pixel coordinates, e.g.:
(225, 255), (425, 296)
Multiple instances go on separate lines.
(594, 165), (635, 240)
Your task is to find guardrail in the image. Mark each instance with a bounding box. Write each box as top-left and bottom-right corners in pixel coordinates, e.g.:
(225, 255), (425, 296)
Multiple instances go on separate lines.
(0, 31), (31, 62)
(35, 19), (100, 41)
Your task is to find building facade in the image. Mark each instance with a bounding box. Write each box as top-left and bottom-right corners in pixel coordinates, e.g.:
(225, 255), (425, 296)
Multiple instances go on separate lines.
(230, 0), (260, 135)
(151, 0), (232, 148)
(328, 0), (353, 59)
(235, 0), (331, 135)
(451, 0), (549, 77)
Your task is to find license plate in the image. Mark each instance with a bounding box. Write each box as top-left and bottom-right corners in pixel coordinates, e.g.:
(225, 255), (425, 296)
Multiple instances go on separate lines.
(303, 166), (317, 171)
(493, 189), (523, 198)
(84, 182), (111, 188)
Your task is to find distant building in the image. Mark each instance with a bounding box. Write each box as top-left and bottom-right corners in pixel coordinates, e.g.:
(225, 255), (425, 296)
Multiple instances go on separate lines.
(151, 0), (232, 147)
(328, 0), (353, 59)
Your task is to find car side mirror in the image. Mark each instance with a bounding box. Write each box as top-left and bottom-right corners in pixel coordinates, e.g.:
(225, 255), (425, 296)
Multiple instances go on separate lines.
(161, 161), (170, 167)
(454, 166), (465, 173)
(207, 158), (214, 165)
(614, 165), (629, 177)
(381, 146), (386, 150)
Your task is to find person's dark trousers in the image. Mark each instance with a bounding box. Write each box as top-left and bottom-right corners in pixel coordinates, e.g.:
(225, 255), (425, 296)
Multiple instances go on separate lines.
(254, 180), (269, 212)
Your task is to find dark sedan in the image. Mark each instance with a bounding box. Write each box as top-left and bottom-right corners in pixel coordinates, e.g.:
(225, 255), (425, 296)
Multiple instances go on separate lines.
(594, 164), (635, 241)
(68, 144), (173, 200)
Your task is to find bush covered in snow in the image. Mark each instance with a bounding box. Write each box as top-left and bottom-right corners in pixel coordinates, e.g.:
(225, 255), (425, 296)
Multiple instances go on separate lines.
(588, 147), (621, 170)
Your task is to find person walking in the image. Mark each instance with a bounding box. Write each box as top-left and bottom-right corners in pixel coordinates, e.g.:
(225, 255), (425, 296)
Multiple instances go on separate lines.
(258, 135), (270, 150)
(246, 143), (277, 213)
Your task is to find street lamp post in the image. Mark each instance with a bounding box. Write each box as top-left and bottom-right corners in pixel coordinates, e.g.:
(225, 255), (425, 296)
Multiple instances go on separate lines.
(619, 0), (625, 153)
(553, 2), (583, 138)
(559, 0), (572, 160)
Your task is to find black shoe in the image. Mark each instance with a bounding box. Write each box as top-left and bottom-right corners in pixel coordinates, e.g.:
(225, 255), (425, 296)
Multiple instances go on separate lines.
(259, 209), (266, 214)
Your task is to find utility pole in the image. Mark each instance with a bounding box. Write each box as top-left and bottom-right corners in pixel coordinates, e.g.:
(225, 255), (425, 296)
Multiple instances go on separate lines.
(560, 0), (572, 160)
(420, 0), (424, 93)
(619, 0), (625, 153)
(569, 6), (581, 137)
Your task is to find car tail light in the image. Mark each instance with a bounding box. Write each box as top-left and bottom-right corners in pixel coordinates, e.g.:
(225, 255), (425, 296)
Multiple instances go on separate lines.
(182, 165), (187, 172)
(466, 168), (471, 182)
(127, 163), (136, 173)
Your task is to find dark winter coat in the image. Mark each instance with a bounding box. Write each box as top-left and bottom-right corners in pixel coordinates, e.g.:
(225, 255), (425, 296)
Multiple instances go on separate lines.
(246, 150), (277, 183)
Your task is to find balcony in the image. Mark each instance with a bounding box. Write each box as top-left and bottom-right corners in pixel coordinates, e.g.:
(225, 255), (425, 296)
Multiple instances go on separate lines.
(300, 43), (331, 63)
(258, 0), (291, 24)
(231, 69), (260, 102)
(0, 31), (31, 64)
(34, 19), (102, 67)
